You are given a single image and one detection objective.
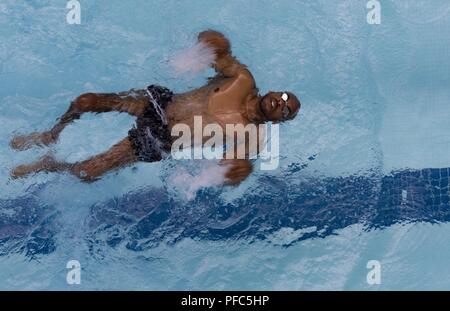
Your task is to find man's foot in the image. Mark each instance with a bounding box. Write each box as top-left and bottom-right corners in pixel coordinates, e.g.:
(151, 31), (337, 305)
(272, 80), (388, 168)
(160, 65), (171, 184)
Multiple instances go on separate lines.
(11, 155), (60, 179)
(10, 132), (55, 151)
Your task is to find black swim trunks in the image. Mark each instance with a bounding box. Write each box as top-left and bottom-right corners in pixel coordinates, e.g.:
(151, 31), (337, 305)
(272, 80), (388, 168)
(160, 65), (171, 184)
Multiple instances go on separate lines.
(128, 85), (173, 162)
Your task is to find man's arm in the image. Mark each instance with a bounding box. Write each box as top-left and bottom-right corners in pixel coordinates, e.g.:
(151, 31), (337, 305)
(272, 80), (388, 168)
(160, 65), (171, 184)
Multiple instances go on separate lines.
(198, 30), (247, 78)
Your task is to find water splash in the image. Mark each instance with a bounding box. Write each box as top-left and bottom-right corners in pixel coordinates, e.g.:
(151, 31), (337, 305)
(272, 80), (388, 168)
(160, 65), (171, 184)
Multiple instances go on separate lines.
(169, 41), (215, 76)
(165, 160), (228, 201)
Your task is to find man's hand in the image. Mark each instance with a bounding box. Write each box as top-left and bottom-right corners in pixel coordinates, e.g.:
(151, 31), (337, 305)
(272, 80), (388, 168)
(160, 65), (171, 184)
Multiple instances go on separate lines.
(221, 159), (253, 185)
(198, 30), (231, 60)
(198, 29), (247, 78)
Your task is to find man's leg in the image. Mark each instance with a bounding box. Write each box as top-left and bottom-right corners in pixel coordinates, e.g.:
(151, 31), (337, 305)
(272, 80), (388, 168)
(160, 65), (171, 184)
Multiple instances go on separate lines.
(10, 91), (147, 150)
(11, 138), (138, 182)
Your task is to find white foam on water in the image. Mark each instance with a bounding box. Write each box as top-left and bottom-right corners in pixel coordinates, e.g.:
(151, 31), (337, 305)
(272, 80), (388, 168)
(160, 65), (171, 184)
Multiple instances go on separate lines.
(167, 160), (228, 201)
(169, 41), (216, 76)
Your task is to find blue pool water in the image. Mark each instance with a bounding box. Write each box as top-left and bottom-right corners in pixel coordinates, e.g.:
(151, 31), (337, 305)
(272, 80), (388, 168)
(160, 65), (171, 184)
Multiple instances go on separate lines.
(1, 0), (450, 290)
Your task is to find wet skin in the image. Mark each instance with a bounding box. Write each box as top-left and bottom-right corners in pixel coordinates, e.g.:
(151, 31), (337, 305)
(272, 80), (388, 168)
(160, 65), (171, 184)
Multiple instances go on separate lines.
(10, 30), (301, 185)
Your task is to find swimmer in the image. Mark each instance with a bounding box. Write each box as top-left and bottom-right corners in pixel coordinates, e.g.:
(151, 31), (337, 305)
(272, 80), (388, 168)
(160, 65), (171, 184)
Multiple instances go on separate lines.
(10, 30), (301, 185)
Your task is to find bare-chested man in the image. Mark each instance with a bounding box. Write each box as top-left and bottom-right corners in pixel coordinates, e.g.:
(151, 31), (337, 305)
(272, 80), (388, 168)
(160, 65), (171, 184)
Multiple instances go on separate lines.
(10, 30), (301, 185)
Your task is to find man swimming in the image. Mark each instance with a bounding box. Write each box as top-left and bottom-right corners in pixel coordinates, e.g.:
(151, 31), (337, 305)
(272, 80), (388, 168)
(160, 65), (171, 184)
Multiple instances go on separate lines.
(10, 30), (301, 185)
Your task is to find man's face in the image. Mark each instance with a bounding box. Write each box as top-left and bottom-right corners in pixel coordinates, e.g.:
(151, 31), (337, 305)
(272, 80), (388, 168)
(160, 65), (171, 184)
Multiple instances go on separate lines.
(259, 91), (300, 122)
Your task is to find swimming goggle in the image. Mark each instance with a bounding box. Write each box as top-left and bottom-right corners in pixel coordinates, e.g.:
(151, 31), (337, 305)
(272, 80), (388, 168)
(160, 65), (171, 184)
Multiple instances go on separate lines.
(281, 92), (290, 118)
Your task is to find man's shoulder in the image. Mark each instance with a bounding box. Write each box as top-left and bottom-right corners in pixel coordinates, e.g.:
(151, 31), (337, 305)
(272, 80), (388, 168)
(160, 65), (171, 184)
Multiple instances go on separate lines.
(238, 67), (254, 80)
(232, 67), (256, 90)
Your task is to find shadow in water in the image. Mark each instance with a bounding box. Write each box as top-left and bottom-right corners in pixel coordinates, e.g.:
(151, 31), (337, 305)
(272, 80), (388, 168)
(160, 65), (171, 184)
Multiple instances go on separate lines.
(1, 167), (449, 257)
(86, 167), (450, 252)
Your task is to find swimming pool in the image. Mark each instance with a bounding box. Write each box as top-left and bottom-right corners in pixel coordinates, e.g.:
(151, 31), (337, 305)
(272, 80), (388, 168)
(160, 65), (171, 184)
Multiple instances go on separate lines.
(1, 0), (450, 290)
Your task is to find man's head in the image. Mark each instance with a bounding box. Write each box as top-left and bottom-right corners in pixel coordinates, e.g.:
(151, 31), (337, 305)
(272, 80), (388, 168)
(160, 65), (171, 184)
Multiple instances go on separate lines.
(259, 91), (300, 123)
